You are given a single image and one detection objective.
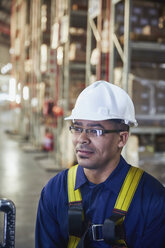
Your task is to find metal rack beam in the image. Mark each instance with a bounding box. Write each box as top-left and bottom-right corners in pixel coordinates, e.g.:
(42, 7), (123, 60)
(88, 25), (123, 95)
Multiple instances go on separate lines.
(109, 0), (131, 92)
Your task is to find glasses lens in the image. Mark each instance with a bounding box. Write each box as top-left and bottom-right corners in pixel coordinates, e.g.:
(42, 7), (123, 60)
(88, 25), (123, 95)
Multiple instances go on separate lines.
(86, 129), (97, 137)
(69, 126), (104, 137)
(70, 126), (82, 134)
(87, 129), (104, 137)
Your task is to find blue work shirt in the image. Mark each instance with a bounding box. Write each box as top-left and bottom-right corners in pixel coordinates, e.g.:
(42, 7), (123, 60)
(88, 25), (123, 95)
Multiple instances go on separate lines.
(35, 156), (165, 247)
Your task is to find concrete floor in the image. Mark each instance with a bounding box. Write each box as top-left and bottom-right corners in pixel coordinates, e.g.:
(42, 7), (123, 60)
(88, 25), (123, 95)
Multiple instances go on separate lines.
(0, 110), (164, 248)
(0, 110), (56, 248)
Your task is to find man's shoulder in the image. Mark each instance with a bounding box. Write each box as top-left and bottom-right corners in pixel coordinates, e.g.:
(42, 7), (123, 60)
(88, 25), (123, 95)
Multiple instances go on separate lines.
(43, 168), (69, 197)
(138, 170), (165, 205)
(127, 163), (165, 196)
(38, 169), (69, 217)
(46, 168), (69, 187)
(127, 168), (165, 225)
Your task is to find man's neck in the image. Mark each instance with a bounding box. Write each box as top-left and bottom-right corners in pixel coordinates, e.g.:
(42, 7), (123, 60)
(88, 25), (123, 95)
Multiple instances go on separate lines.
(83, 157), (120, 184)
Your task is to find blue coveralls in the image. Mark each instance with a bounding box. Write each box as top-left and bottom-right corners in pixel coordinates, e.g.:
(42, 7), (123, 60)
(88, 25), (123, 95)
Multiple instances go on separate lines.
(35, 156), (165, 248)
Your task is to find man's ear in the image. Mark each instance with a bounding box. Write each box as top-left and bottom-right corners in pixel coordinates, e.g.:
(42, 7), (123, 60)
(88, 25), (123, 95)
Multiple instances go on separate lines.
(118, 132), (129, 148)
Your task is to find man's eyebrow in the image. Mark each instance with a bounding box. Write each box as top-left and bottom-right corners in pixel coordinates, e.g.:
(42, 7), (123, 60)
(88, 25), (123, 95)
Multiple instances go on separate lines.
(87, 123), (104, 129)
(73, 121), (82, 126)
(73, 121), (104, 129)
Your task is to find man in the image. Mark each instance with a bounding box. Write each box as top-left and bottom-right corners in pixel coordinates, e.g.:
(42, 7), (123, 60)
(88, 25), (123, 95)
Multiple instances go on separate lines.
(35, 81), (165, 248)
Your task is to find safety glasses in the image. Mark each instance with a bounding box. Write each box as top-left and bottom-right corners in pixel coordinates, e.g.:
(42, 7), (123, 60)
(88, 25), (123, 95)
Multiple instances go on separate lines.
(69, 126), (124, 137)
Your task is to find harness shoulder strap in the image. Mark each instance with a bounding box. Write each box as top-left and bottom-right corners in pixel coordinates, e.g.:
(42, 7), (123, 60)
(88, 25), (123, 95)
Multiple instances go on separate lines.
(103, 166), (143, 247)
(67, 165), (82, 248)
(114, 166), (143, 212)
(68, 164), (82, 203)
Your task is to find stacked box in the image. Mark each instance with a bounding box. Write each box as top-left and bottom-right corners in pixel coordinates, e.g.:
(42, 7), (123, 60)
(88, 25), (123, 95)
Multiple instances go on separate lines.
(132, 79), (151, 115)
(155, 80), (165, 114)
(127, 67), (165, 126)
(132, 78), (165, 116)
(155, 135), (165, 152)
(116, 1), (165, 42)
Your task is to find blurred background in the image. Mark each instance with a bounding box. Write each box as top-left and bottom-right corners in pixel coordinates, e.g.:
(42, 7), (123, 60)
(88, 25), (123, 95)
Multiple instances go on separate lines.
(0, 0), (165, 247)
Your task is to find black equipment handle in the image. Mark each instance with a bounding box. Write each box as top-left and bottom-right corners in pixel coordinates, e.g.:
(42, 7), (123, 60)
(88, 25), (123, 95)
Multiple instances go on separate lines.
(0, 199), (16, 248)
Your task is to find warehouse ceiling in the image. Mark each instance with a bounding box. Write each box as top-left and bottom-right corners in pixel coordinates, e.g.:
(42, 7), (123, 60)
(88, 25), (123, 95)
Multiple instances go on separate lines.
(0, 0), (12, 47)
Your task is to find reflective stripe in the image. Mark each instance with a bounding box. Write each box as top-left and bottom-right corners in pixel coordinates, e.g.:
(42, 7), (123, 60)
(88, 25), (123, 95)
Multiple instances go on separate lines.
(68, 164), (82, 203)
(114, 167), (143, 211)
(67, 165), (82, 248)
(68, 235), (80, 248)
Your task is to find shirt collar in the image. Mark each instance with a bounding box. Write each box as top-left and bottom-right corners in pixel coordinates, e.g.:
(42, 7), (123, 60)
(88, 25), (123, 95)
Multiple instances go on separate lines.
(75, 165), (87, 190)
(75, 156), (130, 194)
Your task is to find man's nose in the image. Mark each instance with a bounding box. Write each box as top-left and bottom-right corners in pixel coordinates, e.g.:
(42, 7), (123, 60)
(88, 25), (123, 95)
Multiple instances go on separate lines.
(77, 130), (90, 144)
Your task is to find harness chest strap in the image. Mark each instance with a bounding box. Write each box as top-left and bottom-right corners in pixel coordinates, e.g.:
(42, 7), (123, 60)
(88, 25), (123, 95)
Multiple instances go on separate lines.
(67, 165), (143, 248)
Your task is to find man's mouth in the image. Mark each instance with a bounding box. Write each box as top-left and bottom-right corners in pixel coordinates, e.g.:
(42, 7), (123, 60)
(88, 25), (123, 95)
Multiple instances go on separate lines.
(76, 146), (95, 158)
(77, 149), (94, 155)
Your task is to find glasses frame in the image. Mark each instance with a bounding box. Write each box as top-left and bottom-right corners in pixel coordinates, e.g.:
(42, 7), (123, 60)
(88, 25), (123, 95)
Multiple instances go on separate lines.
(69, 126), (125, 137)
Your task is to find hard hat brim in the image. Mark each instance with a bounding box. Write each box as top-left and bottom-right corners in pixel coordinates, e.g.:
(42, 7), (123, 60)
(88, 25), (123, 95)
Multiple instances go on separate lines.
(64, 114), (138, 127)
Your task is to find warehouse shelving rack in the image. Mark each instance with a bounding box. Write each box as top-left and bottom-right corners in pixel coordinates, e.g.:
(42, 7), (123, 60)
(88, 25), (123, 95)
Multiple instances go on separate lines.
(109, 0), (165, 161)
(86, 0), (111, 85)
(10, 0), (165, 167)
(50, 0), (88, 167)
(10, 0), (32, 138)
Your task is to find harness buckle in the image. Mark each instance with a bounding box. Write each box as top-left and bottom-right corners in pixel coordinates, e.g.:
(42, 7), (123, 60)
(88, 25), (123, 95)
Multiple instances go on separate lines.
(91, 224), (104, 241)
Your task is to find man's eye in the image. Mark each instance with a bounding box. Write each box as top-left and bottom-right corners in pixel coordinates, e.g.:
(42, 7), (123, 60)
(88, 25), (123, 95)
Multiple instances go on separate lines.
(89, 129), (98, 134)
(74, 127), (82, 132)
(89, 129), (104, 136)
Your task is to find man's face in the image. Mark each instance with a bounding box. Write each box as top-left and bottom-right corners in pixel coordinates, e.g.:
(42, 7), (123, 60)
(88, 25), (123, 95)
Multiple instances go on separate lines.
(71, 119), (127, 170)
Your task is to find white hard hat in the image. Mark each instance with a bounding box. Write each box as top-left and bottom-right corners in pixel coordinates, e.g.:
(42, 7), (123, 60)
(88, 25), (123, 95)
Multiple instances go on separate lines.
(65, 80), (137, 127)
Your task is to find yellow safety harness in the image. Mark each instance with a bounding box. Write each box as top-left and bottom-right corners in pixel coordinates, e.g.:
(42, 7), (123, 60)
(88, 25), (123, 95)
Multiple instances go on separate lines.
(67, 164), (143, 248)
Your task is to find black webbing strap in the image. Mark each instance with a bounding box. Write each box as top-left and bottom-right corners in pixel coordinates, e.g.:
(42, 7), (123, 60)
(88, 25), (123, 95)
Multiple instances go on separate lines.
(75, 215), (126, 248)
(76, 227), (89, 248)
(68, 203), (84, 237)
(103, 212), (127, 247)
(68, 202), (90, 248)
